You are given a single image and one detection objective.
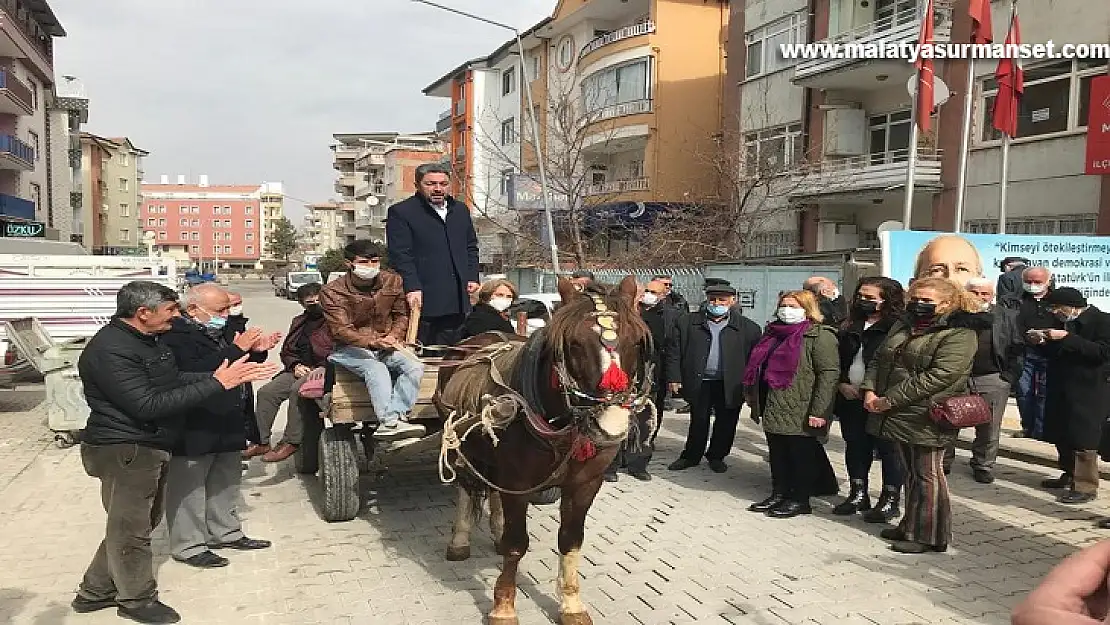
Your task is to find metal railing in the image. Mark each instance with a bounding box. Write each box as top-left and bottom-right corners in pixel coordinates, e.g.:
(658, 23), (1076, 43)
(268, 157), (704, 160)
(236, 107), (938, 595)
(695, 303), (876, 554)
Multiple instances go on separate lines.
(0, 134), (33, 164)
(0, 68), (32, 111)
(793, 146), (943, 176)
(580, 20), (656, 59)
(590, 98), (652, 123)
(0, 0), (53, 63)
(585, 177), (650, 196)
(819, 2), (953, 45)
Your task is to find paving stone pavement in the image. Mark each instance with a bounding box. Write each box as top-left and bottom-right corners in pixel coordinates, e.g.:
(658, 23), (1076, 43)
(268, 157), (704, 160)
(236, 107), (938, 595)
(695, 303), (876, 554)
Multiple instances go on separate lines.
(1, 284), (1107, 625)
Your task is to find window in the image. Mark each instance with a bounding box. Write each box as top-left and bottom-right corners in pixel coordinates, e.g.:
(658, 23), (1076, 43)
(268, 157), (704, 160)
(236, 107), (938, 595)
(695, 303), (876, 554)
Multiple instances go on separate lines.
(581, 58), (651, 113)
(120, 229), (131, 242)
(981, 59), (1107, 142)
(224, 232), (232, 240)
(874, 0), (918, 30)
(246, 246), (254, 255)
(191, 218), (199, 226)
(745, 13), (805, 79)
(147, 217), (156, 226)
(213, 231), (220, 240)
(213, 245), (221, 254)
(118, 152), (129, 167)
(246, 232), (254, 241)
(27, 78), (36, 110)
(223, 245), (231, 254)
(530, 54), (541, 81)
(158, 218), (165, 227)
(191, 232), (199, 240)
(119, 203), (130, 217)
(224, 219), (233, 227)
(502, 68), (516, 96)
(191, 245), (200, 253)
(180, 218), (188, 226)
(245, 219), (253, 228)
(191, 206), (199, 214)
(224, 206), (232, 214)
(158, 231), (167, 240)
(966, 214), (1097, 235)
(499, 168), (514, 196)
(500, 118), (516, 146)
(28, 130), (39, 161)
(869, 111), (913, 162)
(626, 160), (644, 179)
(744, 124), (805, 172)
(212, 219), (220, 228)
(245, 206), (254, 215)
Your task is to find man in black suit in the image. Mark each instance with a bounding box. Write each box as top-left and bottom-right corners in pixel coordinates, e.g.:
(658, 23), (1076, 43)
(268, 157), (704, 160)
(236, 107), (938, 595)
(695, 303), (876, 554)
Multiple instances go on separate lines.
(386, 163), (480, 346)
(804, 275), (847, 327)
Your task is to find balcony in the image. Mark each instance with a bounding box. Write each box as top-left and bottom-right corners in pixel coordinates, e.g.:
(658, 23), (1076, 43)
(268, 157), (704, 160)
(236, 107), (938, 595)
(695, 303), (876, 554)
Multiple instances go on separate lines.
(585, 177), (650, 197)
(792, 2), (953, 90)
(436, 109), (452, 133)
(788, 147), (943, 200)
(590, 98), (652, 124)
(0, 134), (33, 170)
(580, 21), (655, 62)
(0, 1), (55, 77)
(0, 191), (34, 219)
(353, 181), (385, 199)
(0, 68), (32, 115)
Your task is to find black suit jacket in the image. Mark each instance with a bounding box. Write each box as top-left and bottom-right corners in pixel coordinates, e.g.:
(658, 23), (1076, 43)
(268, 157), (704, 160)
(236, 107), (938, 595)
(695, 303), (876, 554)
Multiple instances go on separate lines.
(665, 310), (762, 409)
(386, 193), (479, 318)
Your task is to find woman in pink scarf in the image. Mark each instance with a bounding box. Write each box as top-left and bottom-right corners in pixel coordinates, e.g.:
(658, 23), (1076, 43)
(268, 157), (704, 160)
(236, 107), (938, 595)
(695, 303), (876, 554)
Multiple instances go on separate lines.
(743, 290), (840, 519)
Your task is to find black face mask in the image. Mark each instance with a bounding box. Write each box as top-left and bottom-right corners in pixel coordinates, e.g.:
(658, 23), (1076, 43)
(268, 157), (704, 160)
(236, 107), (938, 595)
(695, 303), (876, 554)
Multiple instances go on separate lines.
(854, 299), (880, 315)
(907, 301), (937, 318)
(304, 304), (323, 317)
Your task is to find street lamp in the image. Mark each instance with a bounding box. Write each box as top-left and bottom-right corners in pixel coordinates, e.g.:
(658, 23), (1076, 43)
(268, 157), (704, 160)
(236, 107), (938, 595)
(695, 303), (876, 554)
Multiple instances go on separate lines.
(410, 0), (560, 273)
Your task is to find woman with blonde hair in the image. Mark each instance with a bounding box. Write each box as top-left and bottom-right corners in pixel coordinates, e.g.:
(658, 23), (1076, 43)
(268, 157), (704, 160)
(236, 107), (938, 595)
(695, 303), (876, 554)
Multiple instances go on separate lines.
(862, 277), (979, 554)
(460, 278), (517, 340)
(743, 290), (840, 519)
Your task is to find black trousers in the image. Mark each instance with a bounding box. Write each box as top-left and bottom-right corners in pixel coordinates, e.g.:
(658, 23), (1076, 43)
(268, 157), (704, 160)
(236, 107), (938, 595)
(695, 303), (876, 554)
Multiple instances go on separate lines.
(680, 380), (741, 463)
(606, 404), (657, 474)
(767, 433), (824, 503)
(419, 313), (466, 346)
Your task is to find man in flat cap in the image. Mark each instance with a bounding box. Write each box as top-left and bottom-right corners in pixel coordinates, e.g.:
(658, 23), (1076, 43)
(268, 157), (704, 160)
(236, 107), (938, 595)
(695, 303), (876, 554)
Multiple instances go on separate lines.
(665, 283), (761, 473)
(1032, 287), (1110, 505)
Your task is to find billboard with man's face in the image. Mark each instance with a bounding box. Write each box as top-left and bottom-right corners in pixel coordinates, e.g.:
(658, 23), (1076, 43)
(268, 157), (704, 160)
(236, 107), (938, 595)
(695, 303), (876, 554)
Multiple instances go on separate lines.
(881, 230), (1110, 310)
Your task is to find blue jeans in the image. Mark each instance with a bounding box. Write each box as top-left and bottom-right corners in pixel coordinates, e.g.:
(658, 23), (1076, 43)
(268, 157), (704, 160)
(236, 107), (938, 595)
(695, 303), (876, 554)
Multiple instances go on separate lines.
(328, 346), (424, 425)
(1018, 352), (1048, 439)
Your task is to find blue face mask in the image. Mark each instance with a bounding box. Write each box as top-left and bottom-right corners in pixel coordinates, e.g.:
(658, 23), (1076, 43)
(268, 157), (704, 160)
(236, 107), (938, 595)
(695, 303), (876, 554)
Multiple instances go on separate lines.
(706, 304), (729, 317)
(202, 314), (227, 330)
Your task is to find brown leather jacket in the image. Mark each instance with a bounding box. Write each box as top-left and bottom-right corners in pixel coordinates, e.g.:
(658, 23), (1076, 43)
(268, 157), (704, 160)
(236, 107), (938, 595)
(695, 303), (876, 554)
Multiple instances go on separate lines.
(320, 271), (409, 350)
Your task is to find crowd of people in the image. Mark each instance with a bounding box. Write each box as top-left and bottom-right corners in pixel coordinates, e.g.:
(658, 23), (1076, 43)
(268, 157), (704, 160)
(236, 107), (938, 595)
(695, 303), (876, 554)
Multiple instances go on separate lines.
(68, 161), (1110, 624)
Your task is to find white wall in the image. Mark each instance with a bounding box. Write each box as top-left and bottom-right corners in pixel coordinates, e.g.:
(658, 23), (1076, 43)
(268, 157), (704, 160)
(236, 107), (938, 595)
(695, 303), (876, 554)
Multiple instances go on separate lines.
(472, 54), (523, 217)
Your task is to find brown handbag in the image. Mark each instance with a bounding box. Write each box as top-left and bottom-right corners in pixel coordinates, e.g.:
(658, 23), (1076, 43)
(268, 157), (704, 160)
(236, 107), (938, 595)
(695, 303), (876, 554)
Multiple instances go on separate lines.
(928, 389), (992, 429)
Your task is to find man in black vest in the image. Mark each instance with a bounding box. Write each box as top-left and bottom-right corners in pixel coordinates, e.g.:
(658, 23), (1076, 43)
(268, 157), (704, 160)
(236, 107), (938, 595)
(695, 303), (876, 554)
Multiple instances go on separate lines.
(386, 163), (480, 346)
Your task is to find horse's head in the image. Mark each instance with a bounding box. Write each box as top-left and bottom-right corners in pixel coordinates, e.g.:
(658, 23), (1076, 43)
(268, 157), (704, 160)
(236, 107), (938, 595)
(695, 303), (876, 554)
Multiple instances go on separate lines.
(544, 275), (653, 441)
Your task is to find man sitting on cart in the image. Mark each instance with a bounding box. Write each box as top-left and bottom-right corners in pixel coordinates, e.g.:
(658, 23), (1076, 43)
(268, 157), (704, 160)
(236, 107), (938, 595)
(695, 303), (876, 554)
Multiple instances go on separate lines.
(320, 239), (425, 440)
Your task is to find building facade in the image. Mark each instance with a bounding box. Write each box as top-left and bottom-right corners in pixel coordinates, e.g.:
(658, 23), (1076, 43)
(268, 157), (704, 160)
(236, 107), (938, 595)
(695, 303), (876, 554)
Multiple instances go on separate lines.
(258, 180), (284, 260)
(0, 0), (70, 241)
(304, 201), (342, 254)
(53, 74), (87, 243)
(730, 0), (1110, 253)
(79, 133), (147, 253)
(140, 176), (264, 268)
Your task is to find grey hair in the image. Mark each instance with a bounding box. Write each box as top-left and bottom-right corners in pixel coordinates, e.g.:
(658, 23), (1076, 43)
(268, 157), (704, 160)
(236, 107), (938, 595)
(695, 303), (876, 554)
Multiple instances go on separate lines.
(414, 162), (452, 183)
(966, 276), (995, 290)
(185, 283), (224, 307)
(1022, 266), (1052, 279)
(115, 280), (178, 318)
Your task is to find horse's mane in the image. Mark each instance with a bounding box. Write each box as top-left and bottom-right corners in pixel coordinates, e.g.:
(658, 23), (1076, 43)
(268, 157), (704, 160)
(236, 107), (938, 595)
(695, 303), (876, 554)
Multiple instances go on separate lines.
(544, 283), (650, 358)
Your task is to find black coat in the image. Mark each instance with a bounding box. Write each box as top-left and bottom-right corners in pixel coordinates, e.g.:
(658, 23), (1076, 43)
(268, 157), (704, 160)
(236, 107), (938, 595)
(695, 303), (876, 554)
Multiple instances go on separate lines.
(987, 305), (1024, 383)
(161, 317), (266, 456)
(225, 314), (261, 442)
(386, 193), (479, 318)
(996, 267), (1026, 310)
(820, 296), (848, 327)
(79, 318), (224, 451)
(837, 317), (895, 384)
(462, 303), (514, 339)
(642, 301), (681, 364)
(1044, 306), (1110, 450)
(665, 310), (762, 409)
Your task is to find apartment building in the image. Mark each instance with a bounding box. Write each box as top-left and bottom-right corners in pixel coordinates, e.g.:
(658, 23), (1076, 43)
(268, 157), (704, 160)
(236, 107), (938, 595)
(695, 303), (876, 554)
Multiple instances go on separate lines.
(303, 201), (342, 254)
(258, 180), (284, 260)
(0, 0), (70, 240)
(140, 176), (264, 268)
(53, 74), (87, 243)
(78, 133), (147, 253)
(342, 132), (443, 242)
(731, 0), (1109, 253)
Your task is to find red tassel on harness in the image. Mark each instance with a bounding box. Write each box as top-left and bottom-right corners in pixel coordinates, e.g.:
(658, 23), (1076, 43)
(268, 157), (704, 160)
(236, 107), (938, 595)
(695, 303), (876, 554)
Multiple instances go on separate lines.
(598, 361), (630, 393)
(571, 436), (597, 461)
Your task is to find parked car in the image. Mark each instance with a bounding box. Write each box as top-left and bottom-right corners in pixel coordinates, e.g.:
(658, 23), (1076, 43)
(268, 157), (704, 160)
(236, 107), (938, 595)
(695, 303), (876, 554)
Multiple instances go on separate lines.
(277, 271), (323, 299)
(511, 293), (559, 336)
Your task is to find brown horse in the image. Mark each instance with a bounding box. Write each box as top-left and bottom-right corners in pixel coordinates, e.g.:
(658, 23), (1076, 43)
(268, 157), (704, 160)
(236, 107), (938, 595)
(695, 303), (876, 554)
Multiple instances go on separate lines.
(439, 276), (654, 625)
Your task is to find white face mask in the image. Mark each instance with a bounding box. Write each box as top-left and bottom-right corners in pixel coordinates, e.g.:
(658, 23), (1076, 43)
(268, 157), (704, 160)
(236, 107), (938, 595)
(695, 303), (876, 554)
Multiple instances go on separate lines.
(489, 296), (512, 312)
(641, 292), (659, 307)
(352, 265), (380, 281)
(828, 288), (840, 300)
(228, 305), (244, 317)
(1023, 283), (1046, 294)
(777, 307), (807, 324)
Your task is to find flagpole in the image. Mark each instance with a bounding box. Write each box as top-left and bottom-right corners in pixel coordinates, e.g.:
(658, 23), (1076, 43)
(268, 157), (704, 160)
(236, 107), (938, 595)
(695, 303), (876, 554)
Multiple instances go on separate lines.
(902, 85), (920, 231)
(999, 133), (1011, 233)
(954, 58), (976, 233)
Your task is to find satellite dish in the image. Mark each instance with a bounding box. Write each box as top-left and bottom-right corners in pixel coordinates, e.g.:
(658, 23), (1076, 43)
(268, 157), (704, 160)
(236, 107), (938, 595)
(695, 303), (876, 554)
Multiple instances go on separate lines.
(906, 74), (951, 108)
(366, 196), (380, 207)
(876, 220), (904, 233)
(628, 202), (646, 219)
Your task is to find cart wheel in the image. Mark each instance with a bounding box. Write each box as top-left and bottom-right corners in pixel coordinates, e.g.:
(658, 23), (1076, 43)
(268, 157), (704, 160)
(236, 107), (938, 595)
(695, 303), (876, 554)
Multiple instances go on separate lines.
(318, 428), (360, 522)
(294, 402), (324, 475)
(54, 432), (77, 449)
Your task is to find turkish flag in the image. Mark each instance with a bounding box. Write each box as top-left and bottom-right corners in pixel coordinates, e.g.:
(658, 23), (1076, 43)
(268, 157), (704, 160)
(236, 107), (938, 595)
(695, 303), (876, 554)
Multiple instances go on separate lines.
(1085, 75), (1110, 175)
(992, 14), (1024, 138)
(968, 0), (994, 45)
(915, 0), (936, 132)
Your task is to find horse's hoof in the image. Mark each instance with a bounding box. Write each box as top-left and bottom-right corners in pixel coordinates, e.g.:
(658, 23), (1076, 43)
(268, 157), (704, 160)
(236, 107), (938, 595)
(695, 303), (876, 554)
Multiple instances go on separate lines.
(560, 613), (594, 625)
(488, 616), (519, 625)
(445, 545), (471, 561)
